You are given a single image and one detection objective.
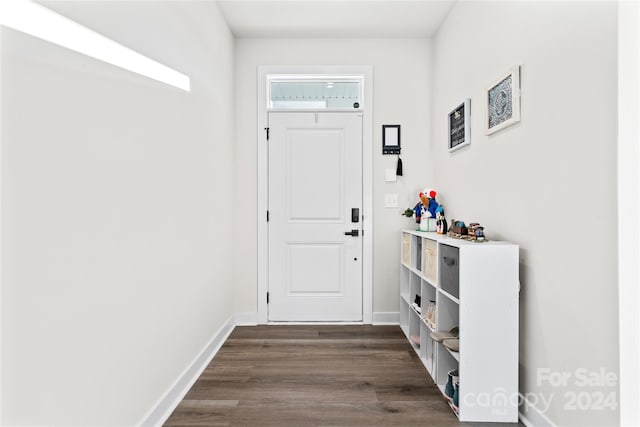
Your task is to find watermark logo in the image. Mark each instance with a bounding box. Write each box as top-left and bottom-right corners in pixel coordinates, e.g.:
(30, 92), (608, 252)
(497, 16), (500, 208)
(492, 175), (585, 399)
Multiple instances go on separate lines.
(462, 389), (553, 415)
(460, 368), (618, 415)
(536, 368), (618, 411)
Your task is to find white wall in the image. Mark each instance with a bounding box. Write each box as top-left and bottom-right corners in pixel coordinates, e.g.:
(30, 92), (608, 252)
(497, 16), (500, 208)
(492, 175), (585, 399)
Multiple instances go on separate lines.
(618, 1), (640, 425)
(234, 38), (433, 319)
(1, 1), (235, 425)
(431, 1), (618, 426)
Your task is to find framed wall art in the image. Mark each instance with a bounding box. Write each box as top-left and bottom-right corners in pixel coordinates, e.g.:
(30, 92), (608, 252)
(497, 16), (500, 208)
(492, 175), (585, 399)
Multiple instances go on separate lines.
(485, 65), (521, 135)
(448, 98), (471, 152)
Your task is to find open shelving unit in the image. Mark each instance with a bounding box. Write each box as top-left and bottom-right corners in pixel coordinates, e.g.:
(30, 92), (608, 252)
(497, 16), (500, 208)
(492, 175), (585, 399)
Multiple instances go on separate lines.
(400, 230), (519, 423)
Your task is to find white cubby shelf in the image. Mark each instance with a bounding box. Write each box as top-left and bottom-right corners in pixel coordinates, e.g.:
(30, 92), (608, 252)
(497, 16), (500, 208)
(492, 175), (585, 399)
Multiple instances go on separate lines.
(399, 230), (519, 423)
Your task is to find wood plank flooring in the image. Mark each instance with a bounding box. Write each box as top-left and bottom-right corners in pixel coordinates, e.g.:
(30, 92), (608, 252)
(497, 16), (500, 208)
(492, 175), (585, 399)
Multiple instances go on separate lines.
(164, 325), (522, 426)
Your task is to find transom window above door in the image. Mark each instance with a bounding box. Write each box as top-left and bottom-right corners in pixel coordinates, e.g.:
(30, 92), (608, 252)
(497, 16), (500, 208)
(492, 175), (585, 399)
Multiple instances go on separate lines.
(267, 76), (363, 110)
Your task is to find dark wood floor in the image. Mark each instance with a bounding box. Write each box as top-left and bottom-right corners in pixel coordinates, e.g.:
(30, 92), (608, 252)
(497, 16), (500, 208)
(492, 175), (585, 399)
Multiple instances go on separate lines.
(164, 325), (521, 426)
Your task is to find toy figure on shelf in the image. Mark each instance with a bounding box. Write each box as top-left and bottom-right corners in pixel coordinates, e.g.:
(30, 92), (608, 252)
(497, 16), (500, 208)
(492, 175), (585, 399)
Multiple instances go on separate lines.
(436, 205), (448, 235)
(413, 189), (439, 231)
(468, 223), (486, 241)
(421, 189), (440, 219)
(412, 203), (422, 224)
(449, 219), (468, 237)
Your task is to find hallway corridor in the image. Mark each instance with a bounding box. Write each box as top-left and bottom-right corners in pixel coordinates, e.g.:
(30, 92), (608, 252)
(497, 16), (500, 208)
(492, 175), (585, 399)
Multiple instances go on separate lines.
(164, 325), (520, 426)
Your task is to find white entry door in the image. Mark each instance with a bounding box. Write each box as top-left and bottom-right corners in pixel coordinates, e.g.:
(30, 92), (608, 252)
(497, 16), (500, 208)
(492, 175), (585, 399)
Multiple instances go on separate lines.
(268, 112), (363, 321)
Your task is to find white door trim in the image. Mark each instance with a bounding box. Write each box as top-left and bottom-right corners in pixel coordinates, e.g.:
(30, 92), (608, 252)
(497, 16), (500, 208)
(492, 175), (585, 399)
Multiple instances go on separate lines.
(257, 65), (373, 324)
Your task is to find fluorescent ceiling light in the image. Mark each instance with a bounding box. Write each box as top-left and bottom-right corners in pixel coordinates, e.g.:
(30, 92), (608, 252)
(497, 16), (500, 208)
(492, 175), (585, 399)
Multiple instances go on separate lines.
(0, 0), (191, 92)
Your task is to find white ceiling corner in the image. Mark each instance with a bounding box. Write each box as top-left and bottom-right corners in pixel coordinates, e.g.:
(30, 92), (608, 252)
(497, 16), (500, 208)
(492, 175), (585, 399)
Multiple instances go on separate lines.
(216, 0), (456, 38)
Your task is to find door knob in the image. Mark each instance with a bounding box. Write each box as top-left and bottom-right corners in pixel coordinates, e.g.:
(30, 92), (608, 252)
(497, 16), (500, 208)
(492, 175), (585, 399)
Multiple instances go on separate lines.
(344, 229), (359, 237)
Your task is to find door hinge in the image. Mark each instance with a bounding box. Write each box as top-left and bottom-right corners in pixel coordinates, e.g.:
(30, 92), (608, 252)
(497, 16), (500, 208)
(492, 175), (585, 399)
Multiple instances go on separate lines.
(264, 127), (270, 140)
(267, 210), (270, 222)
(267, 292), (270, 304)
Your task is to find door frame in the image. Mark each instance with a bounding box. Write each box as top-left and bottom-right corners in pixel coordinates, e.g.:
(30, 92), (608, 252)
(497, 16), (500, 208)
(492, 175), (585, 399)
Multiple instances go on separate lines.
(256, 65), (373, 324)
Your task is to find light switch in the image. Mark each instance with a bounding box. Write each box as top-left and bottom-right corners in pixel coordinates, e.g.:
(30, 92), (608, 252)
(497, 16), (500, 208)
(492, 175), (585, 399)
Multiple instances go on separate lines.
(384, 193), (399, 208)
(384, 168), (397, 182)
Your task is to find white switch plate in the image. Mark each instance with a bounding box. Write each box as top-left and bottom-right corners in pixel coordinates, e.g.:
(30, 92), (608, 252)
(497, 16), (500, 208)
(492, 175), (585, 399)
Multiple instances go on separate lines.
(384, 193), (399, 208)
(384, 168), (397, 182)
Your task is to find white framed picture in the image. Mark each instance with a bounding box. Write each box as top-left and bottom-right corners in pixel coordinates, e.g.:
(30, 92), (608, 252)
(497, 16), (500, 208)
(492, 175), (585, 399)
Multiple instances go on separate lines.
(448, 98), (471, 152)
(485, 65), (521, 135)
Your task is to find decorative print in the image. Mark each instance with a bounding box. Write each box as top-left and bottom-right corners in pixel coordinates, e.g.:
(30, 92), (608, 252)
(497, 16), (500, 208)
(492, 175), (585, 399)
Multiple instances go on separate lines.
(488, 77), (512, 128)
(485, 66), (520, 135)
(448, 98), (471, 152)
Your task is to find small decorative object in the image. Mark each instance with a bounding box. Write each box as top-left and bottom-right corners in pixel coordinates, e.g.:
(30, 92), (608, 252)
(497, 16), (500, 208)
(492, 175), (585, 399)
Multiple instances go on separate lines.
(402, 208), (414, 218)
(413, 189), (439, 231)
(449, 220), (468, 237)
(467, 223), (478, 239)
(382, 124), (401, 154)
(485, 65), (521, 135)
(412, 203), (421, 224)
(423, 300), (436, 329)
(448, 98), (471, 152)
(467, 223), (486, 242)
(435, 205), (448, 235)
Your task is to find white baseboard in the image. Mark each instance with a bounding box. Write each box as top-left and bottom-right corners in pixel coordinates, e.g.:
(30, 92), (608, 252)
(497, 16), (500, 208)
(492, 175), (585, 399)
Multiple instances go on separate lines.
(372, 311), (399, 325)
(268, 321), (364, 325)
(235, 312), (258, 326)
(245, 311), (387, 325)
(519, 396), (556, 427)
(138, 315), (235, 427)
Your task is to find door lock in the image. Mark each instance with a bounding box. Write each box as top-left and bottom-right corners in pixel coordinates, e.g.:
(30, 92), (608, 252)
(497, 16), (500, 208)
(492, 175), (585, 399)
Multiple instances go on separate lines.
(344, 229), (359, 237)
(351, 208), (360, 223)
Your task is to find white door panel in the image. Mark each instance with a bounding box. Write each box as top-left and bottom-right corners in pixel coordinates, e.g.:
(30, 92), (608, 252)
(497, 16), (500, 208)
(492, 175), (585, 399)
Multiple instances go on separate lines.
(287, 244), (344, 295)
(268, 112), (363, 321)
(287, 129), (343, 222)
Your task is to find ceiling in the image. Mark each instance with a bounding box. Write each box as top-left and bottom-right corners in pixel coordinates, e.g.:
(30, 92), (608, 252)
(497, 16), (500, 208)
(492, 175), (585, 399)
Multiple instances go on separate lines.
(217, 0), (456, 38)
